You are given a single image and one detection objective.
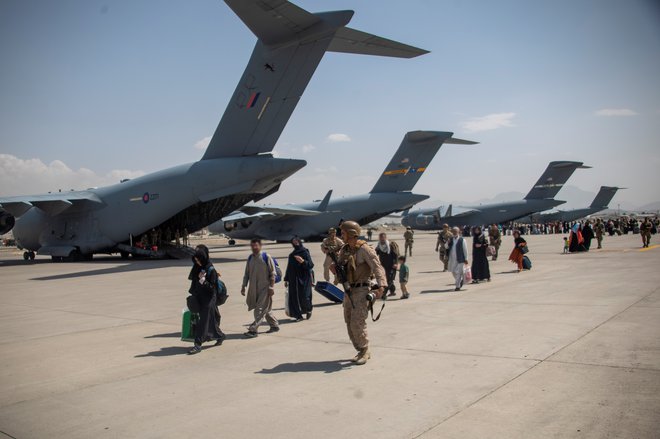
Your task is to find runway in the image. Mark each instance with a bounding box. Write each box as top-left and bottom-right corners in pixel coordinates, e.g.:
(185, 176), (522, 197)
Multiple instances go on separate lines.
(0, 231), (658, 438)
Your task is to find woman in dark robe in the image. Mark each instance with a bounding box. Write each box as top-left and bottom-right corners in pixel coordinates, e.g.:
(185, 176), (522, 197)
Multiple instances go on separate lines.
(471, 226), (491, 283)
(508, 230), (527, 272)
(186, 245), (224, 355)
(284, 237), (315, 322)
(581, 220), (594, 251)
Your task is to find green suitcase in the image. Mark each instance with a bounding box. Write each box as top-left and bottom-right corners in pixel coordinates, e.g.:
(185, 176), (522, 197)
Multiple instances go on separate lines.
(181, 309), (199, 342)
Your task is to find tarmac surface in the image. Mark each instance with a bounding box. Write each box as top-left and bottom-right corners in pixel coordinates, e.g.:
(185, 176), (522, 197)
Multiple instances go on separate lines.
(0, 231), (659, 439)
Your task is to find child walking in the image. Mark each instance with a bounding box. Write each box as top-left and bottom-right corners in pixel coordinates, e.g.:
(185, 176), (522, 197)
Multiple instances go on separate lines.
(563, 237), (569, 254)
(398, 256), (410, 299)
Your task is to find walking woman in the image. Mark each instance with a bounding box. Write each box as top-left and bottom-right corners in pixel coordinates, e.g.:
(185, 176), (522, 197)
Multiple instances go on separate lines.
(471, 226), (491, 283)
(508, 230), (527, 272)
(187, 245), (224, 354)
(284, 237), (315, 322)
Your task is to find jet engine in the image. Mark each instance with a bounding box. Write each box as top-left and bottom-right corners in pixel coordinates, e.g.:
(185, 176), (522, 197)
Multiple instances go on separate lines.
(0, 210), (15, 235)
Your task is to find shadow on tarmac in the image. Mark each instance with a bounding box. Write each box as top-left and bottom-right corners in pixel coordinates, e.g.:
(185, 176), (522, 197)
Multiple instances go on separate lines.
(27, 257), (242, 281)
(420, 289), (456, 294)
(255, 359), (351, 374)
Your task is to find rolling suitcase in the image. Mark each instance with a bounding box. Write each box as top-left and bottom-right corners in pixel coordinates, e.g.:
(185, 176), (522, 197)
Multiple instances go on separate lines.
(314, 281), (344, 303)
(181, 309), (199, 342)
(522, 255), (532, 270)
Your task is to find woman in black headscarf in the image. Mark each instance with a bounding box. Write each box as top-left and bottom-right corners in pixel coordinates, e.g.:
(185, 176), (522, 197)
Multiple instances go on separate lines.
(471, 226), (491, 283)
(284, 237), (315, 322)
(186, 244), (224, 355)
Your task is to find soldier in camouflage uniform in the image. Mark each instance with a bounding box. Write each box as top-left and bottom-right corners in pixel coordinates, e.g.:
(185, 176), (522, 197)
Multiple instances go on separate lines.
(403, 226), (414, 257)
(320, 227), (344, 284)
(640, 218), (653, 248)
(595, 219), (605, 249)
(435, 223), (452, 271)
(488, 224), (502, 260)
(333, 221), (386, 366)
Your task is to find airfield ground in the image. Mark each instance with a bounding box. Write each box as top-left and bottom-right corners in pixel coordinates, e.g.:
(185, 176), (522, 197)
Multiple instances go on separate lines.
(0, 231), (658, 438)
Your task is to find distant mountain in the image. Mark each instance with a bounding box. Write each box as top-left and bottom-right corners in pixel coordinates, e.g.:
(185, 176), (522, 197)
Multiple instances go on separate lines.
(636, 201), (660, 212)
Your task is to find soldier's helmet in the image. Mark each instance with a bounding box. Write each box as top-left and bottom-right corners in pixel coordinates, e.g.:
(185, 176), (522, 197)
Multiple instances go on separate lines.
(328, 227), (336, 234)
(442, 223), (449, 229)
(406, 226), (412, 230)
(340, 220), (361, 238)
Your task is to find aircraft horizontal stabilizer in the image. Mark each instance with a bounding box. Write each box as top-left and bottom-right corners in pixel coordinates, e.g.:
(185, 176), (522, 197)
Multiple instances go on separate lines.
(328, 27), (429, 58)
(444, 137), (479, 145)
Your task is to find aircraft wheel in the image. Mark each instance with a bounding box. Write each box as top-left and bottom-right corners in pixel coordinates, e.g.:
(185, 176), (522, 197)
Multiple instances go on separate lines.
(23, 251), (29, 261)
(228, 239), (236, 246)
(120, 251), (130, 260)
(29, 251), (36, 260)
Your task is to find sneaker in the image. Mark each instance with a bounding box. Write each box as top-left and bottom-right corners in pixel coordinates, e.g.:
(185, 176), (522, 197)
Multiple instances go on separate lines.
(266, 326), (280, 334)
(243, 331), (258, 338)
(188, 345), (202, 355)
(454, 287), (461, 292)
(401, 294), (410, 300)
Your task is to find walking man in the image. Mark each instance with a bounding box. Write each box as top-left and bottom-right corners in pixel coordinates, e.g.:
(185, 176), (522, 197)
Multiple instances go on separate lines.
(435, 223), (452, 271)
(375, 232), (400, 298)
(333, 221), (386, 365)
(448, 226), (469, 291)
(320, 228), (344, 284)
(489, 224), (502, 260)
(241, 239), (279, 337)
(640, 217), (653, 248)
(403, 226), (414, 257)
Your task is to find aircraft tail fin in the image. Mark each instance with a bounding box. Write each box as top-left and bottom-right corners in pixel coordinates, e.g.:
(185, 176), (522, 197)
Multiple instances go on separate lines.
(370, 131), (477, 193)
(202, 0), (428, 160)
(318, 190), (333, 212)
(524, 161), (591, 200)
(590, 186), (622, 208)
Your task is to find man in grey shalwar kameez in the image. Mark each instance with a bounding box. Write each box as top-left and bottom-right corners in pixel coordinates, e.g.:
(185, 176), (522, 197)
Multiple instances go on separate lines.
(447, 226), (469, 291)
(241, 239), (279, 337)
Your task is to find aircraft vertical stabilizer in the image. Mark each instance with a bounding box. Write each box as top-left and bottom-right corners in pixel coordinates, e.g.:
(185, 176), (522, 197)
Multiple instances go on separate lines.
(202, 0), (428, 160)
(590, 186), (621, 208)
(370, 131), (477, 193)
(524, 161), (591, 200)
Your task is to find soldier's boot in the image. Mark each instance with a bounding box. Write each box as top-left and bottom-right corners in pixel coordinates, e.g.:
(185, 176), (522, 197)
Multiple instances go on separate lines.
(354, 348), (371, 366)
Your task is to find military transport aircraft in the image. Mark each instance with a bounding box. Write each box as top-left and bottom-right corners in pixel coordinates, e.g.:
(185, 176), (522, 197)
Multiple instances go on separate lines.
(209, 131), (477, 242)
(0, 0), (428, 261)
(525, 186), (623, 223)
(401, 161), (590, 230)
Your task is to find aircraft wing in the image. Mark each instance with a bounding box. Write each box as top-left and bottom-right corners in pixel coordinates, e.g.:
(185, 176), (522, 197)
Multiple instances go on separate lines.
(0, 192), (104, 217)
(239, 204), (321, 217)
(449, 207), (480, 218)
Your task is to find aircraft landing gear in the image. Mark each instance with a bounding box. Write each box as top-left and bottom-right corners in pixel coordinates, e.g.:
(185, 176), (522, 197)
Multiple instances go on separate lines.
(228, 239), (236, 246)
(23, 251), (35, 261)
(120, 251), (130, 260)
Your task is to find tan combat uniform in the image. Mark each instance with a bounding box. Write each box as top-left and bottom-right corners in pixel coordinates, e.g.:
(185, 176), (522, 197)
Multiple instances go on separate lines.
(640, 220), (652, 248)
(337, 241), (387, 352)
(403, 229), (414, 257)
(321, 236), (344, 282)
(595, 221), (605, 249)
(435, 230), (452, 271)
(489, 226), (502, 260)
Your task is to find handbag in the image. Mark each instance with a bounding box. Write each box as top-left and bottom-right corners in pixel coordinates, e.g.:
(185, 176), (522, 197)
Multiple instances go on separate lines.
(463, 266), (472, 283)
(520, 244), (529, 254)
(486, 245), (496, 257)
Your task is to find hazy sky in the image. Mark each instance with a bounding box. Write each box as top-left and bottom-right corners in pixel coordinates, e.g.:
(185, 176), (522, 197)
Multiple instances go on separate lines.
(1, 0), (659, 208)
